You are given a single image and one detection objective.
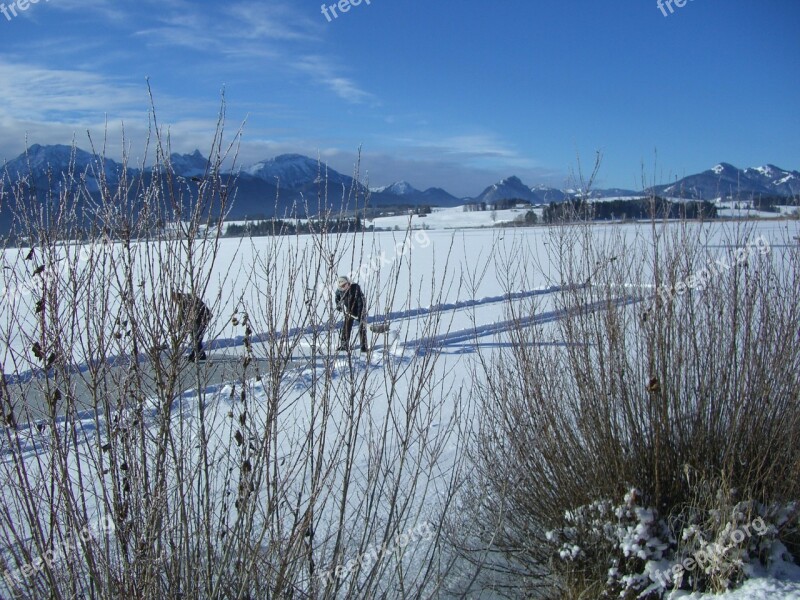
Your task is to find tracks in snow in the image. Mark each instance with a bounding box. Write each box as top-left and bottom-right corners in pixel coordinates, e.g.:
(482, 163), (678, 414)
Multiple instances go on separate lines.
(7, 284), (645, 384)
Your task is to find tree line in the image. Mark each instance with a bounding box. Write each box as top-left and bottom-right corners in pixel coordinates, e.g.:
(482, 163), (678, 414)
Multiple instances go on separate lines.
(542, 197), (718, 223)
(225, 217), (365, 237)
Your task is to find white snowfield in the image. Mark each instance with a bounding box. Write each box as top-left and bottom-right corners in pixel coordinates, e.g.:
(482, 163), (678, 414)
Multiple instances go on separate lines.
(367, 205), (531, 229)
(366, 202), (798, 231)
(1, 216), (798, 598)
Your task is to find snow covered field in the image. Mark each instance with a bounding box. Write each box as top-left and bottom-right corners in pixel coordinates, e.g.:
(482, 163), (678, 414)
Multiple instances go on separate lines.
(1, 217), (798, 598)
(367, 205), (532, 229)
(366, 203), (798, 232)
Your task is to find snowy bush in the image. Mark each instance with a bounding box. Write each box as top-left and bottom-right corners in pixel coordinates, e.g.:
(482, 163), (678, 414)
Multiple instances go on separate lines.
(546, 490), (669, 596)
(462, 210), (800, 598)
(545, 489), (670, 598)
(544, 489), (798, 599)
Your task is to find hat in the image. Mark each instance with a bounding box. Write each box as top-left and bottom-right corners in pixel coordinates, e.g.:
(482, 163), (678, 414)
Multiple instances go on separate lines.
(337, 276), (350, 290)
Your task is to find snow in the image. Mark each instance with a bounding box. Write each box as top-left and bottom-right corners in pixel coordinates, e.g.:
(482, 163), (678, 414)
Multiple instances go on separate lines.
(168, 149), (208, 177)
(715, 200), (797, 219)
(672, 558), (800, 599)
(367, 205), (534, 229)
(245, 153), (339, 185)
(755, 165), (777, 178)
(371, 181), (418, 195)
(589, 195), (648, 202)
(1, 217), (798, 598)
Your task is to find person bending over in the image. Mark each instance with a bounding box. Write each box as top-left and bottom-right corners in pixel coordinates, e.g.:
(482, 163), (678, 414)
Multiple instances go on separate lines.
(171, 289), (212, 361)
(334, 276), (368, 352)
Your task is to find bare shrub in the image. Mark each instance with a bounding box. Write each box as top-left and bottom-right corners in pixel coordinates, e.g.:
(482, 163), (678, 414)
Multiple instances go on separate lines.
(462, 216), (800, 598)
(0, 104), (465, 598)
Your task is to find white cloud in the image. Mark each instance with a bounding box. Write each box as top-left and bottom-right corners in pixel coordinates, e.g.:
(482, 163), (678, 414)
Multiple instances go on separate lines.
(133, 1), (319, 52)
(227, 2), (320, 42)
(294, 56), (375, 104)
(390, 132), (544, 172)
(0, 60), (229, 165)
(0, 3), (559, 194)
(49, 0), (131, 21)
(0, 60), (144, 122)
(128, 1), (373, 104)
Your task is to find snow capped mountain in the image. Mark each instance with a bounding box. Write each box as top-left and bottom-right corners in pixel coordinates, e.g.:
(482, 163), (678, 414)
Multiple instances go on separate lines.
(168, 150), (208, 178)
(246, 153), (315, 183)
(6, 146), (211, 182)
(245, 154), (352, 189)
(656, 163), (799, 199)
(2, 145), (796, 233)
(743, 164), (799, 195)
(712, 162), (740, 177)
(3, 143), (123, 183)
(371, 181), (419, 196)
(474, 176), (566, 205)
(754, 165), (776, 177)
(475, 176), (538, 204)
(369, 181), (461, 207)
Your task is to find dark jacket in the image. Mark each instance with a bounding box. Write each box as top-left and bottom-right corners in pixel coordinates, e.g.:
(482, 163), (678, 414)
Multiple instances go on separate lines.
(173, 292), (211, 329)
(335, 283), (365, 318)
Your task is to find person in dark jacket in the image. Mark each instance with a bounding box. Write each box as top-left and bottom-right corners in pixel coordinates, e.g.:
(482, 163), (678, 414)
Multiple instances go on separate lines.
(171, 289), (212, 361)
(334, 276), (368, 352)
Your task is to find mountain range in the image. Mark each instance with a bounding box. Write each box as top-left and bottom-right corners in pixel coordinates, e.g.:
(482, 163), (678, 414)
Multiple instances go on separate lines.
(650, 163), (800, 199)
(1, 145), (797, 233)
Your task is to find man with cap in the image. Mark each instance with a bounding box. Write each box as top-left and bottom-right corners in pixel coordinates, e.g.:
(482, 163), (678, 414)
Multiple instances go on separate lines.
(334, 276), (368, 352)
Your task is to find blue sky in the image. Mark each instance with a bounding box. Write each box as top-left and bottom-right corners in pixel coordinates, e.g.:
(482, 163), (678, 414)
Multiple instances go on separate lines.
(0, 0), (798, 197)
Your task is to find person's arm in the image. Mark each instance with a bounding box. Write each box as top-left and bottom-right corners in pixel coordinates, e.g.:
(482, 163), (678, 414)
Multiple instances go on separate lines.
(335, 289), (344, 311)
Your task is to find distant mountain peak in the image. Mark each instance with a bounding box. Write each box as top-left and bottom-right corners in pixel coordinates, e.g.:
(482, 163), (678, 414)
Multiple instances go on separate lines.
(475, 175), (566, 204)
(498, 175), (524, 186)
(168, 149), (208, 177)
(21, 143), (94, 164)
(372, 181), (418, 195)
(3, 143), (110, 179)
(751, 164), (783, 178)
(711, 162), (738, 175)
(655, 162), (798, 199)
(244, 153), (354, 190)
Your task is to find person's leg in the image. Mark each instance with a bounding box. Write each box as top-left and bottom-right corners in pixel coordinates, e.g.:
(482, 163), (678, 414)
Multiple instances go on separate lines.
(339, 315), (354, 350)
(191, 310), (209, 360)
(358, 320), (368, 350)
